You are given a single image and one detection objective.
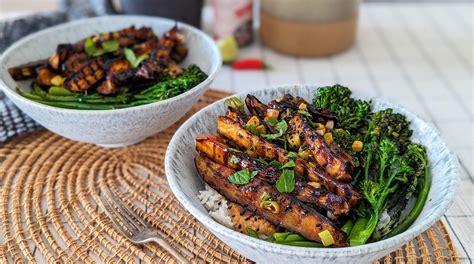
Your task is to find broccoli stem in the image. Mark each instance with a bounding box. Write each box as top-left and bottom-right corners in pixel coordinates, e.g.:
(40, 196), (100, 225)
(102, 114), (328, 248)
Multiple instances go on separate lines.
(341, 219), (354, 235)
(383, 166), (431, 238)
(364, 150), (372, 181)
(348, 213), (379, 246)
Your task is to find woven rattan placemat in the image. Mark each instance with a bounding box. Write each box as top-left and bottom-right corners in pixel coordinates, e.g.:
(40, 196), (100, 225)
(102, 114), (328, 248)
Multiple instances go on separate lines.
(0, 89), (460, 263)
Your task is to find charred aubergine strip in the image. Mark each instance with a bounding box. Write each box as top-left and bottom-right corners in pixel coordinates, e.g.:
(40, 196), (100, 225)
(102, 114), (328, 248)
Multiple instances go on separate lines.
(196, 136), (351, 216)
(8, 59), (48, 81)
(216, 115), (360, 205)
(195, 155), (347, 246)
(228, 202), (280, 236)
(270, 94), (338, 123)
(289, 113), (353, 182)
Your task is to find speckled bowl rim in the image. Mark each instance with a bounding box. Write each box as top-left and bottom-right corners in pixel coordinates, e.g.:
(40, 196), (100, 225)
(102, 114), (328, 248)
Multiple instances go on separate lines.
(165, 85), (460, 258)
(0, 15), (221, 115)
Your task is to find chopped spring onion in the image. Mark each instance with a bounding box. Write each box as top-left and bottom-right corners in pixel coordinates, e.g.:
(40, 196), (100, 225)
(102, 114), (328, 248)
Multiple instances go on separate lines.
(246, 116), (260, 127)
(318, 230), (335, 247)
(256, 124), (266, 135)
(260, 191), (270, 201)
(224, 97), (244, 111)
(259, 200), (280, 214)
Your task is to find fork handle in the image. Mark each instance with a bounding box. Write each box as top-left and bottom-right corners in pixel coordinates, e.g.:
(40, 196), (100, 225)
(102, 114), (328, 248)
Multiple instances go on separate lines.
(149, 236), (189, 264)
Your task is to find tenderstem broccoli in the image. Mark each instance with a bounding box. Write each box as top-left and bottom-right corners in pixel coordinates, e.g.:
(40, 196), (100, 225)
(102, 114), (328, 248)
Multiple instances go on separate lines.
(348, 138), (414, 246)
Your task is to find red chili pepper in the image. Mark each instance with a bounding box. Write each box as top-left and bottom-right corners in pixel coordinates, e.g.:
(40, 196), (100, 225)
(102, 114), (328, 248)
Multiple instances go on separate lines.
(231, 58), (270, 70)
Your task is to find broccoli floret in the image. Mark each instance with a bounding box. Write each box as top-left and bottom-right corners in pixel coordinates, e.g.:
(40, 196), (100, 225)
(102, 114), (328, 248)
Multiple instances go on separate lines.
(365, 109), (413, 151)
(313, 84), (371, 133)
(348, 138), (414, 246)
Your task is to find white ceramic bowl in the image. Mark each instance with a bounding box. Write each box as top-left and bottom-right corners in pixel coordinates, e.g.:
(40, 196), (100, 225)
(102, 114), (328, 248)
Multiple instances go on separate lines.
(165, 85), (459, 264)
(0, 16), (221, 147)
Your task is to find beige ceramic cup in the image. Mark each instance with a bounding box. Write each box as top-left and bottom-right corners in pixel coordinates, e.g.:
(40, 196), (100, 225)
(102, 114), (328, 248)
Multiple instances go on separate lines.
(260, 0), (359, 56)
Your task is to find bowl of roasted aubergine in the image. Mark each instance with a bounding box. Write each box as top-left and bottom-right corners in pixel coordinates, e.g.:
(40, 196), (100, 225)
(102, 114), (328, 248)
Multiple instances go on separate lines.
(165, 85), (459, 263)
(0, 16), (220, 147)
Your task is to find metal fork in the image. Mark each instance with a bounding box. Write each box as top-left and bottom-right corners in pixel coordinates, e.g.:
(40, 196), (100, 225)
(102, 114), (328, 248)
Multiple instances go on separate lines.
(100, 189), (188, 263)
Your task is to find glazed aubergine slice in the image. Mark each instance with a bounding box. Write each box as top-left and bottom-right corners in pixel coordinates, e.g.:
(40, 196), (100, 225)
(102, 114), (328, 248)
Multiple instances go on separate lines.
(133, 26), (184, 82)
(228, 202), (280, 236)
(8, 59), (48, 81)
(269, 94), (338, 123)
(195, 136), (351, 216)
(64, 59), (105, 92)
(216, 115), (360, 206)
(195, 155), (347, 247)
(289, 114), (353, 182)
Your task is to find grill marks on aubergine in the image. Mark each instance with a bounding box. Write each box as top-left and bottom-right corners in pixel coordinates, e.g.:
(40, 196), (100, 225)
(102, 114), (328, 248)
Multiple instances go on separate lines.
(58, 26), (186, 94)
(193, 98), (366, 246)
(195, 155), (347, 247)
(195, 135), (351, 216)
(215, 115), (360, 206)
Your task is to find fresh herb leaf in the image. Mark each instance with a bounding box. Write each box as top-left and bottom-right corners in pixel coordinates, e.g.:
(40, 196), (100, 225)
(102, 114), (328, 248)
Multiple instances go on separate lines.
(247, 228), (259, 238)
(84, 38), (119, 57)
(224, 97), (244, 111)
(275, 120), (288, 132)
(268, 160), (283, 167)
(228, 169), (258, 185)
(256, 158), (283, 168)
(281, 160), (296, 169)
(287, 151), (298, 159)
(84, 38), (97, 55)
(102, 40), (119, 52)
(276, 169), (295, 193)
(266, 116), (278, 126)
(297, 109), (312, 118)
(124, 48), (148, 67)
(230, 155), (240, 164)
(246, 124), (260, 135)
(262, 120), (288, 140)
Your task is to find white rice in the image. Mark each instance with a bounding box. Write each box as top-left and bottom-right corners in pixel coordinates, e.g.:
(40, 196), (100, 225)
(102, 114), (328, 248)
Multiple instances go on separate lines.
(198, 185), (233, 228)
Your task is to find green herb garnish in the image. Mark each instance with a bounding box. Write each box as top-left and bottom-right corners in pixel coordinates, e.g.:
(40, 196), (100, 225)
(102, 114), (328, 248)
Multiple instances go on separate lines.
(124, 48), (148, 67)
(246, 124), (260, 135)
(280, 160), (296, 169)
(84, 38), (119, 57)
(262, 120), (288, 140)
(287, 151), (298, 159)
(230, 155), (240, 164)
(297, 109), (312, 118)
(260, 191), (271, 201)
(275, 169), (295, 193)
(224, 97), (244, 111)
(268, 160), (283, 167)
(266, 116), (278, 126)
(228, 169), (258, 185)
